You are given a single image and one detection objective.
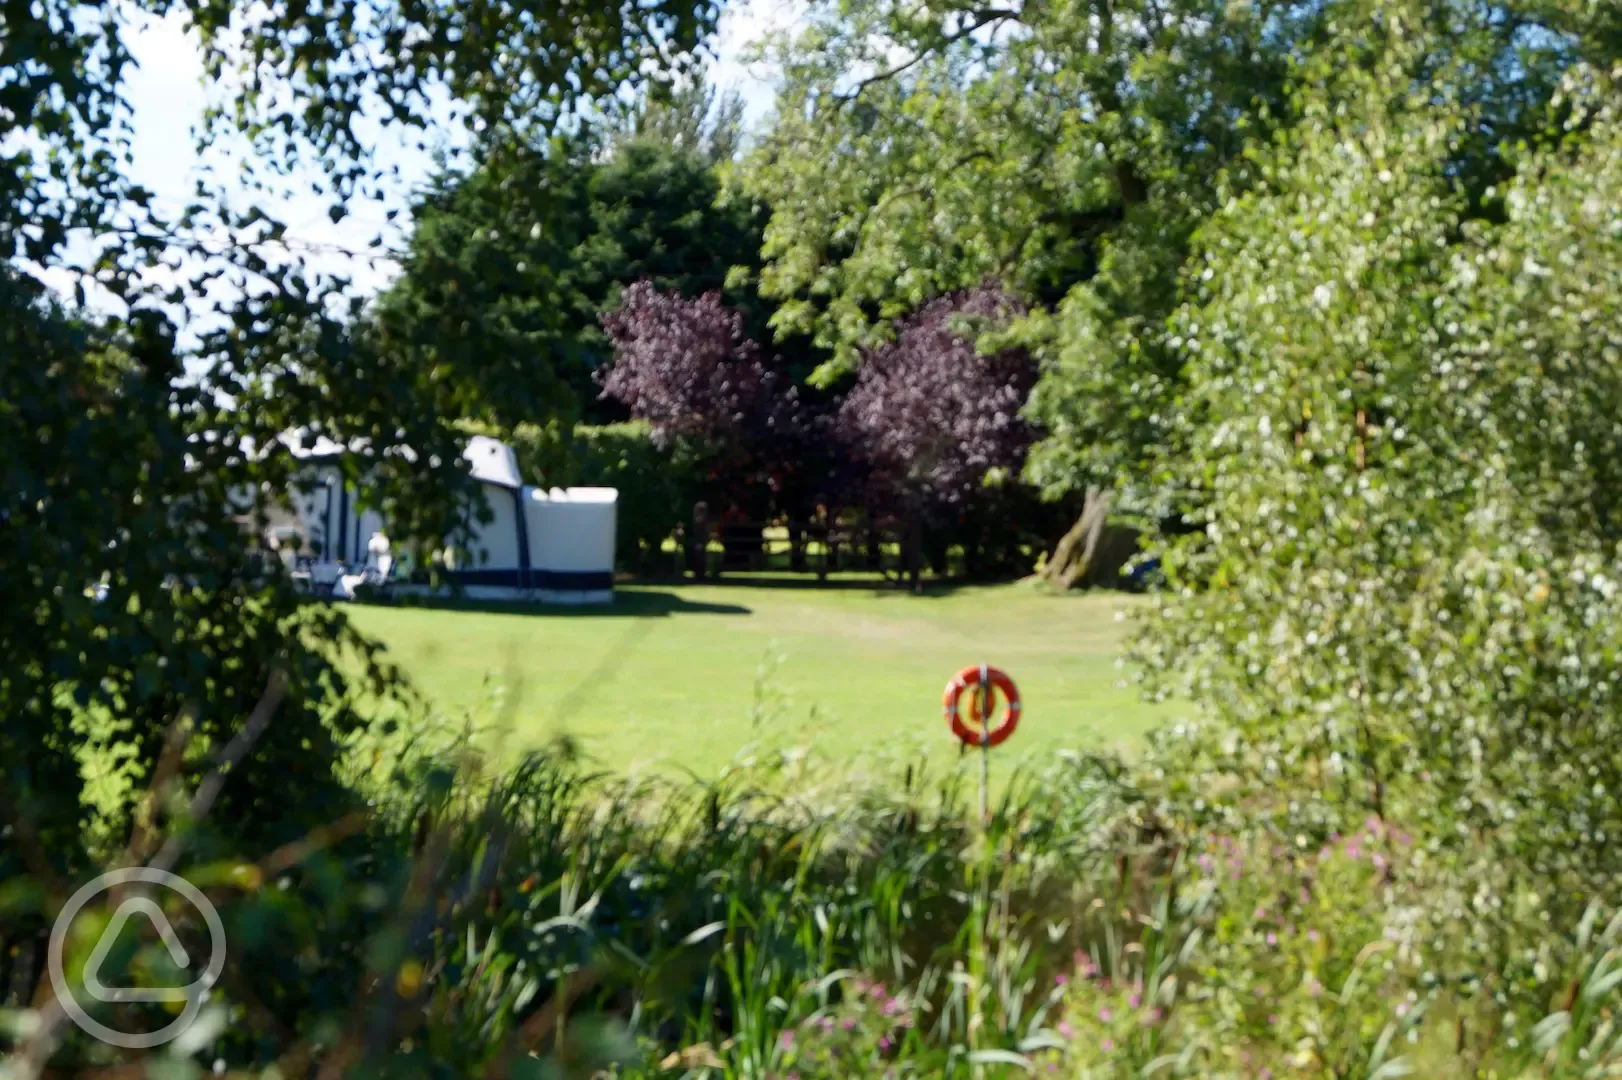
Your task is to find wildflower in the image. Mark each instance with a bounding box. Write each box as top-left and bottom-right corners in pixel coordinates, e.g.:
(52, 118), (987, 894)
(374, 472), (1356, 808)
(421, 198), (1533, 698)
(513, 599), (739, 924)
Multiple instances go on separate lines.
(1058, 1021), (1074, 1038)
(1146, 1008), (1164, 1023)
(1098, 1007), (1112, 1022)
(879, 1036), (892, 1052)
(1307, 929), (1319, 942)
(841, 1018), (855, 1030)
(1102, 1038), (1115, 1052)
(1055, 973), (1068, 986)
(1266, 932), (1278, 946)
(1128, 992), (1141, 1008)
(779, 1031), (794, 1050)
(1268, 1015), (1279, 1026)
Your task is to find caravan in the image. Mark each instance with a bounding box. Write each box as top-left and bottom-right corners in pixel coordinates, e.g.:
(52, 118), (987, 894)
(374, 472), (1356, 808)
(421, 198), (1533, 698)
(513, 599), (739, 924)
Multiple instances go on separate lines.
(277, 435), (617, 604)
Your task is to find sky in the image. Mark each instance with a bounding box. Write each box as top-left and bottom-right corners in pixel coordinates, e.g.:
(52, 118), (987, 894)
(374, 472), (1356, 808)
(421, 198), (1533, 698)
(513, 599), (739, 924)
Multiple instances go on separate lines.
(99, 0), (802, 306)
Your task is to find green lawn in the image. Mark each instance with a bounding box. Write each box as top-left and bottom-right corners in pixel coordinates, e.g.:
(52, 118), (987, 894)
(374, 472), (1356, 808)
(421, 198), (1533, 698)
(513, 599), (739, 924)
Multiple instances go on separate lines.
(344, 577), (1174, 777)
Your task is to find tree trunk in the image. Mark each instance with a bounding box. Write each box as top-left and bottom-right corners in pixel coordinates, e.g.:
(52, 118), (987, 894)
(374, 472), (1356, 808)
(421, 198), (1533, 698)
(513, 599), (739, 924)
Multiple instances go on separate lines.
(689, 504), (710, 580)
(788, 523), (807, 573)
(906, 517), (924, 593)
(1042, 487), (1113, 592)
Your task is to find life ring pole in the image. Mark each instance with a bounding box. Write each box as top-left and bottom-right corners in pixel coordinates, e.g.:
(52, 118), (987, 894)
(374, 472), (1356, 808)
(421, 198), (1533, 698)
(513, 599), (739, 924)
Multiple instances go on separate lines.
(977, 661), (990, 825)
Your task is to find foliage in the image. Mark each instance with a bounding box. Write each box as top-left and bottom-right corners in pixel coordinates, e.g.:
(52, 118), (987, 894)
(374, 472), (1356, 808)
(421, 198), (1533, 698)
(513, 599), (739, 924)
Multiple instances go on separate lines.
(1136, 2), (1622, 907)
(17, 723), (1622, 1078)
(837, 285), (1037, 521)
(598, 281), (828, 519)
(612, 72), (750, 166)
(367, 138), (596, 436)
(0, 269), (400, 878)
(376, 116), (770, 426)
(2, 0), (722, 1044)
(742, 0), (1622, 520)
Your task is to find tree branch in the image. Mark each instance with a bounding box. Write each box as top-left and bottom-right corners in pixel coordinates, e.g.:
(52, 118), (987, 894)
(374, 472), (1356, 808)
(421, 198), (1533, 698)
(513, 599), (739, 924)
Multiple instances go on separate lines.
(835, 8), (1025, 105)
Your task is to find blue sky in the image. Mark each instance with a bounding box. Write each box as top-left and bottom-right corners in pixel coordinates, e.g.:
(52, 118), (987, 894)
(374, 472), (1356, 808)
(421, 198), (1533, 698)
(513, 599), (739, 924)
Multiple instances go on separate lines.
(93, 0), (799, 308)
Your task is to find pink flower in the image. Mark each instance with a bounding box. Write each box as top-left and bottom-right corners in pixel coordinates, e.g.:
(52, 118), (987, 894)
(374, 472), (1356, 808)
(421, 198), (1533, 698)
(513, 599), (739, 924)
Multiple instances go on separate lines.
(1098, 1007), (1112, 1022)
(1054, 973), (1068, 986)
(779, 1031), (794, 1050)
(1266, 932), (1278, 946)
(879, 1036), (892, 1052)
(1146, 1008), (1164, 1023)
(1307, 929), (1320, 942)
(1058, 1021), (1074, 1038)
(841, 1018), (855, 1030)
(1128, 992), (1141, 1008)
(1101, 1038), (1114, 1052)
(1268, 1014), (1279, 1025)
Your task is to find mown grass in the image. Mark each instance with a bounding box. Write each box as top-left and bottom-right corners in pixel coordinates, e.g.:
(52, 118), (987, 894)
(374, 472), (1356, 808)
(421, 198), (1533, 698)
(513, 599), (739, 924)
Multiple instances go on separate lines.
(342, 578), (1173, 778)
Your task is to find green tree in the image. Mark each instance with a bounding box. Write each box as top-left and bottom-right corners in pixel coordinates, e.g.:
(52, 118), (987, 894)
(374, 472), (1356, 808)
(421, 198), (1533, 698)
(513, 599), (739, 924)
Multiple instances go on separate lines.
(375, 124), (770, 429)
(615, 73), (750, 165)
(1137, 2), (1622, 893)
(742, 0), (1620, 586)
(2, 0), (719, 878)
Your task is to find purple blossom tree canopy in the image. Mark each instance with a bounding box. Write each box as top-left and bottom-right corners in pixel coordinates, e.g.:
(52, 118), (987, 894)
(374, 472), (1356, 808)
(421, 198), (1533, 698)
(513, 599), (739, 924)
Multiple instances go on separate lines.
(597, 279), (800, 449)
(838, 285), (1037, 513)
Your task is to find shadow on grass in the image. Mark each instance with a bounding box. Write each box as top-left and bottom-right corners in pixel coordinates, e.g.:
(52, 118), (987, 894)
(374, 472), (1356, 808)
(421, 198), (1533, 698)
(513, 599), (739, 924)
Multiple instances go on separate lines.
(371, 588), (752, 618)
(628, 572), (979, 598)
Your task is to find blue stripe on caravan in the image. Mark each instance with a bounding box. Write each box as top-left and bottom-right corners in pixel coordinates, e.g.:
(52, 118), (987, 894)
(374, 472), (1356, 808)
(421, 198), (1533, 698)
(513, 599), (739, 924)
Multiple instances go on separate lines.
(446, 569), (613, 590)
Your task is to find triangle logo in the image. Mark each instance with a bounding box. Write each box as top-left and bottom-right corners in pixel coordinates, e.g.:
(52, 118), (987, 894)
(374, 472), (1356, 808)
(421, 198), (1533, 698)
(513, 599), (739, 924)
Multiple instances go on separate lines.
(82, 896), (194, 1004)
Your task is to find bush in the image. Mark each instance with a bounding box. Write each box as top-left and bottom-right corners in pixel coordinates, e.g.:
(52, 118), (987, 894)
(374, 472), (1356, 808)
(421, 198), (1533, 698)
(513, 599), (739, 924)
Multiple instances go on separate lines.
(569, 422), (699, 575)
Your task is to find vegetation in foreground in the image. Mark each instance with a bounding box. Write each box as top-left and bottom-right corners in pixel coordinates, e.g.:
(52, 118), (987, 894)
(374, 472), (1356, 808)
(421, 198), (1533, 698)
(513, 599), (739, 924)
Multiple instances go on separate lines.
(8, 714), (1622, 1078)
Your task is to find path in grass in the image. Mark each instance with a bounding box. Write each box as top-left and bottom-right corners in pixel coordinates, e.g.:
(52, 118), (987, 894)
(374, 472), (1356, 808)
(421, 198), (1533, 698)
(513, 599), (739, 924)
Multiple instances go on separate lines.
(344, 577), (1175, 777)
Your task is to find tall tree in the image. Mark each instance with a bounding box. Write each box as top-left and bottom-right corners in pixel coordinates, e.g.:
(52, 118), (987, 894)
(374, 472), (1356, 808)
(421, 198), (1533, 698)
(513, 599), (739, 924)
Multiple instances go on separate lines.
(597, 280), (822, 521)
(2, 0), (720, 879)
(1137, 1), (1622, 889)
(742, 0), (1621, 586)
(375, 124), (770, 427)
(836, 285), (1038, 588)
(615, 73), (750, 165)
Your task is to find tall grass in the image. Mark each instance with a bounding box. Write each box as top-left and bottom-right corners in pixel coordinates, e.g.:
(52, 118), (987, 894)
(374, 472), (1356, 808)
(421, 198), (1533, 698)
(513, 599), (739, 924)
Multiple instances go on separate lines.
(12, 715), (1622, 1078)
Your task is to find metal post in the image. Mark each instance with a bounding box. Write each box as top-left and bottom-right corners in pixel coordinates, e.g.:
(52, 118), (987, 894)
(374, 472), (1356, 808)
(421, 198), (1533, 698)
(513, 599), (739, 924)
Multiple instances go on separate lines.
(978, 662), (990, 826)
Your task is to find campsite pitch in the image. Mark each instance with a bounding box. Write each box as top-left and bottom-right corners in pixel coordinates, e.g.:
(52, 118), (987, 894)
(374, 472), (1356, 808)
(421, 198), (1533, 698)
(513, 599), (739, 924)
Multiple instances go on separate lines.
(343, 578), (1173, 777)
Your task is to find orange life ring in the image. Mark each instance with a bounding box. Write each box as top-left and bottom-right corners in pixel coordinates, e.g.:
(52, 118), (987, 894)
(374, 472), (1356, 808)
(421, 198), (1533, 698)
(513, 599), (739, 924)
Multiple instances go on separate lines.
(942, 664), (1021, 748)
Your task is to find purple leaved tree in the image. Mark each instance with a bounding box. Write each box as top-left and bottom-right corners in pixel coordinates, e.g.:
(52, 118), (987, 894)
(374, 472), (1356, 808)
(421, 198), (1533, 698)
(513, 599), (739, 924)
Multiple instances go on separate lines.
(597, 279), (801, 448)
(837, 285), (1037, 589)
(598, 280), (820, 571)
